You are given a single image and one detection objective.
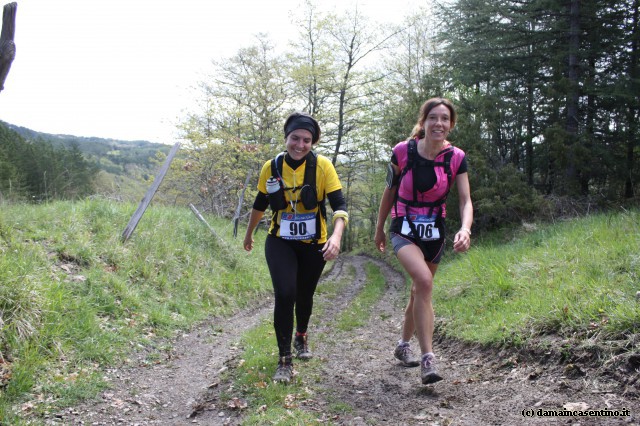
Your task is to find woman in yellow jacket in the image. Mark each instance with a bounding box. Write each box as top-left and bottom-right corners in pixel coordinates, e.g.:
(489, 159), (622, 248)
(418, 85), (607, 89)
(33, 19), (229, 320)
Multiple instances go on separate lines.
(244, 112), (348, 383)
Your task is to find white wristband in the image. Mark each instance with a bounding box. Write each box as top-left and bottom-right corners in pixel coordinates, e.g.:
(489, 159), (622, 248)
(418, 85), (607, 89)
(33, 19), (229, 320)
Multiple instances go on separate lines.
(460, 227), (471, 235)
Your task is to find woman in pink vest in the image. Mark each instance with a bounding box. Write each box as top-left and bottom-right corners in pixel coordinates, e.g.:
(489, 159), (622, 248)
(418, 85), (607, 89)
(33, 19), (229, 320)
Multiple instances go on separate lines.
(374, 97), (473, 385)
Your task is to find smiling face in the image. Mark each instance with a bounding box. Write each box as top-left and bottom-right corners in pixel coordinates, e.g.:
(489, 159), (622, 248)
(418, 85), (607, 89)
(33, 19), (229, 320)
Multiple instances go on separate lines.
(423, 104), (452, 144)
(285, 128), (314, 160)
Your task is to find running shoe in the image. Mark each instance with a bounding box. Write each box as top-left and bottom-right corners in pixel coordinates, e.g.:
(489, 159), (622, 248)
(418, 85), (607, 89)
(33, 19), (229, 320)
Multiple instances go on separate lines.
(394, 343), (420, 367)
(421, 353), (443, 384)
(294, 334), (313, 360)
(273, 356), (293, 383)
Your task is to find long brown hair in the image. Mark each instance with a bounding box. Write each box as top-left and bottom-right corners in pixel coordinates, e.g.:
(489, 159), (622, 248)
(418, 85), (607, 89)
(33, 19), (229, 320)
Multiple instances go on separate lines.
(410, 97), (457, 140)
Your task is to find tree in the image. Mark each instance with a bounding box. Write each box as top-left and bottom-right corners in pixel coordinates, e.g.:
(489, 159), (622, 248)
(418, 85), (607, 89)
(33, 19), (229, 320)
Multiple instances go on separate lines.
(435, 0), (639, 202)
(0, 122), (23, 199)
(324, 7), (400, 165)
(287, 1), (404, 245)
(171, 34), (291, 216)
(287, 0), (337, 119)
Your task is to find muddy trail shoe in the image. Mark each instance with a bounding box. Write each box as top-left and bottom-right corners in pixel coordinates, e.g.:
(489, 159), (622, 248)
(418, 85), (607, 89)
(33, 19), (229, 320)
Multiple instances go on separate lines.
(294, 334), (313, 360)
(394, 343), (420, 367)
(273, 356), (293, 383)
(421, 353), (443, 384)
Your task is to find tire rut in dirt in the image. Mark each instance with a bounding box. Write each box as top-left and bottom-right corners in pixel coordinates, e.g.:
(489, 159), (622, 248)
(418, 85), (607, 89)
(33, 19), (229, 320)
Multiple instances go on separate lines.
(61, 301), (272, 425)
(302, 256), (637, 425)
(190, 255), (375, 425)
(307, 254), (420, 424)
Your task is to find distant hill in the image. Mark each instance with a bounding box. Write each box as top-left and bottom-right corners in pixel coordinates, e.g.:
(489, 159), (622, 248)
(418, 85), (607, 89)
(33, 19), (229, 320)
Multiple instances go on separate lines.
(1, 121), (174, 201)
(3, 122), (171, 173)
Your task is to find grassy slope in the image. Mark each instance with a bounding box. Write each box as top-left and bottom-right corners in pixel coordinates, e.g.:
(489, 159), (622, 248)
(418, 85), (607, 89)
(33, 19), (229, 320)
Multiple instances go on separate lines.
(0, 200), (272, 422)
(436, 212), (640, 351)
(0, 200), (638, 422)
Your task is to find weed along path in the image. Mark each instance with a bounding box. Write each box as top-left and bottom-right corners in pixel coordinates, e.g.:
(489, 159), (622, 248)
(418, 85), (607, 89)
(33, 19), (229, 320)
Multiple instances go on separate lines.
(62, 255), (636, 425)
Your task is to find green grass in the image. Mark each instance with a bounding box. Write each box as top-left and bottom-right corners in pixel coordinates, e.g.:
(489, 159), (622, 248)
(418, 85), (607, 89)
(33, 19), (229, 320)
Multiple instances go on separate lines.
(333, 263), (387, 331)
(0, 199), (638, 424)
(0, 199), (272, 424)
(435, 210), (640, 348)
(225, 320), (321, 425)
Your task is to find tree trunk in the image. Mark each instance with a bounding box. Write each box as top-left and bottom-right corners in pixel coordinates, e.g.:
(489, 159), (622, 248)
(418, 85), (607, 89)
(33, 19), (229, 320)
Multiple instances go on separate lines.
(625, 0), (639, 198)
(0, 2), (17, 92)
(565, 0), (581, 194)
(565, 0), (580, 194)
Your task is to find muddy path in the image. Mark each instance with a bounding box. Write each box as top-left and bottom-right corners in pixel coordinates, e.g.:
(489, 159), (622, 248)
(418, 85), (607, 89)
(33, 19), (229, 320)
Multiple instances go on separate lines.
(56, 255), (637, 425)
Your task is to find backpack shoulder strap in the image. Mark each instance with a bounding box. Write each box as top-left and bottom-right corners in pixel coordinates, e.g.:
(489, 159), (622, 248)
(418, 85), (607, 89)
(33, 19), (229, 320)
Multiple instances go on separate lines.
(269, 152), (286, 237)
(393, 139), (416, 218)
(443, 148), (454, 186)
(397, 139), (417, 179)
(433, 147), (455, 187)
(271, 152), (285, 180)
(303, 151), (317, 189)
(406, 139), (417, 170)
(304, 151), (325, 242)
(407, 139), (419, 202)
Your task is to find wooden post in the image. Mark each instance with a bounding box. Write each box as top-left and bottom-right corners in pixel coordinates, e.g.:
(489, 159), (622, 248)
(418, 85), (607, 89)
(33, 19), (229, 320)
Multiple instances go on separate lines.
(0, 2), (17, 92)
(233, 170), (252, 237)
(121, 142), (180, 242)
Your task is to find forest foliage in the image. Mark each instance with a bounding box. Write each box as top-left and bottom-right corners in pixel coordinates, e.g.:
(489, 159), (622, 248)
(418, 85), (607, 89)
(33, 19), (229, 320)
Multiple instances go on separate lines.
(2, 0), (639, 242)
(160, 0), (639, 247)
(0, 123), (97, 201)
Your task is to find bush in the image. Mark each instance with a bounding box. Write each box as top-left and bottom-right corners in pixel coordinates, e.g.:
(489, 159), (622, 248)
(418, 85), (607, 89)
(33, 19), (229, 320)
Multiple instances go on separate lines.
(452, 161), (547, 232)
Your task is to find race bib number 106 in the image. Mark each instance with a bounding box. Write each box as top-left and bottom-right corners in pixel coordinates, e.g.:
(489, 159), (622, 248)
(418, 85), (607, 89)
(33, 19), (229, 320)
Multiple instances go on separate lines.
(401, 215), (440, 241)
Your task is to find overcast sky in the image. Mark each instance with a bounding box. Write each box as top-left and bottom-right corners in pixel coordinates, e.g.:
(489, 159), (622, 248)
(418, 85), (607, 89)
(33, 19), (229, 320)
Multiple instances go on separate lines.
(0, 0), (420, 143)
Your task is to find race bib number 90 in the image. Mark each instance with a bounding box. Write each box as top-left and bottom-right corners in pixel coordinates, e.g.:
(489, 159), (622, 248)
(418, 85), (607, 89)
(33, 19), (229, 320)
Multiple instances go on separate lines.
(279, 212), (317, 240)
(401, 215), (440, 241)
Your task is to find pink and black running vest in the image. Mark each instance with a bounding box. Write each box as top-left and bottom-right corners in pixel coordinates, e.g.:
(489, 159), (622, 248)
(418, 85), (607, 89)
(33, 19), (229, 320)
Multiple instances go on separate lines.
(392, 139), (466, 219)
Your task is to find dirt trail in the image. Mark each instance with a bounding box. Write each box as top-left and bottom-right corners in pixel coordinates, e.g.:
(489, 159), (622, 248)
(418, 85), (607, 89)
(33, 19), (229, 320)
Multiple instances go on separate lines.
(57, 255), (637, 425)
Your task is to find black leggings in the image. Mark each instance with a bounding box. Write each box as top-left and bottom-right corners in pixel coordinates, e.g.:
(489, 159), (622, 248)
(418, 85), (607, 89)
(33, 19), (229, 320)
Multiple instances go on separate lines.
(265, 235), (326, 357)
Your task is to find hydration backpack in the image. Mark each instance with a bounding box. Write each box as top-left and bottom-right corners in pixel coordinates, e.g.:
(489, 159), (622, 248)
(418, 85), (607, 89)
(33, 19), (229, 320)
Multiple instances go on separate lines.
(269, 151), (326, 242)
(393, 139), (456, 241)
(394, 138), (455, 217)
